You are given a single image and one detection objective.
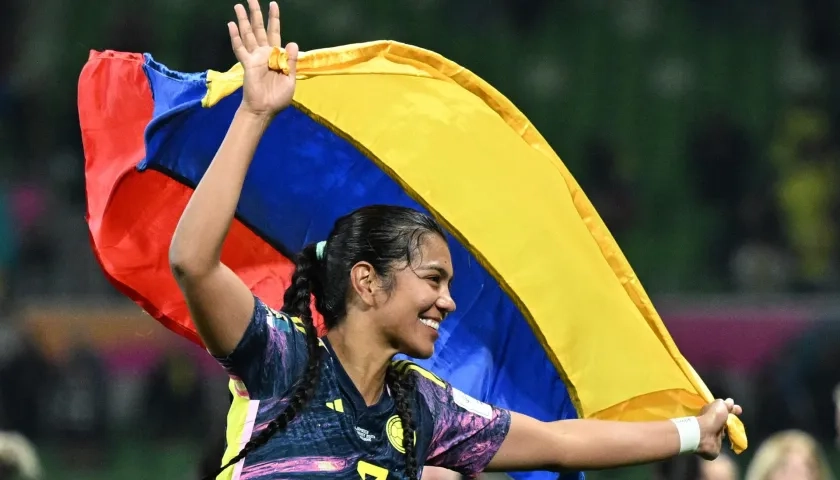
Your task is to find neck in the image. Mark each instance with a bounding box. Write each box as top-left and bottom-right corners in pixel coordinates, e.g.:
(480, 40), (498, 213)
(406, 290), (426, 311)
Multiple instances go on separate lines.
(326, 317), (397, 406)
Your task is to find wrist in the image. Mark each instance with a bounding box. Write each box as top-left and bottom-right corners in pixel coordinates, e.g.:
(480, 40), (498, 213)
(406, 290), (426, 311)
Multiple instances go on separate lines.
(670, 416), (701, 454)
(235, 105), (276, 129)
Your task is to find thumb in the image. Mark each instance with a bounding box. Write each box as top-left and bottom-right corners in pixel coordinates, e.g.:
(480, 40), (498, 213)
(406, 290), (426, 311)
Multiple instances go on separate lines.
(285, 42), (299, 77)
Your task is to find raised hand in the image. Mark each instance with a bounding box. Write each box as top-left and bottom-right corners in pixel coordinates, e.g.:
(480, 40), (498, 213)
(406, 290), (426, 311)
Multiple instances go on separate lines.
(696, 398), (743, 460)
(228, 0), (298, 117)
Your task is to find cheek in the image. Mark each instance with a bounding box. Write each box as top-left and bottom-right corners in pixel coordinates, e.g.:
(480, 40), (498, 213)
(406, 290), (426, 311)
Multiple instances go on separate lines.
(376, 291), (418, 324)
(386, 280), (437, 313)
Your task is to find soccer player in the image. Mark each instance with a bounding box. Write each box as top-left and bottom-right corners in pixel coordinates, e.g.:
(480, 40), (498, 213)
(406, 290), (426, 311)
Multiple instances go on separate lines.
(170, 1), (743, 478)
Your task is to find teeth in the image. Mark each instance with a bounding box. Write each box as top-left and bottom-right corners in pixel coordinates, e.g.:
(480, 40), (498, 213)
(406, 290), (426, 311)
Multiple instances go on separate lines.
(419, 317), (440, 330)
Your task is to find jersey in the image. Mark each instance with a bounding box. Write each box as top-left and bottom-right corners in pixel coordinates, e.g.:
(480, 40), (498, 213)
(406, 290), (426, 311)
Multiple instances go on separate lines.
(213, 296), (512, 480)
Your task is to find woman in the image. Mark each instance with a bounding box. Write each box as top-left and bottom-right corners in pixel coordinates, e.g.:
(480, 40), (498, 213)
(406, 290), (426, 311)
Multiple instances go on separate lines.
(744, 430), (834, 480)
(171, 2), (743, 478)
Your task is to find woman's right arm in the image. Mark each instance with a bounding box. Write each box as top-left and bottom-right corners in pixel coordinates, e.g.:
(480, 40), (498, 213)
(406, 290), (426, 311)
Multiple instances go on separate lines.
(169, 108), (272, 356)
(487, 400), (742, 472)
(169, 0), (298, 357)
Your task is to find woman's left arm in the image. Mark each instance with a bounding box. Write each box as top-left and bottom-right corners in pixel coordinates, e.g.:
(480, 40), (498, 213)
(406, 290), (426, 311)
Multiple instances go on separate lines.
(487, 399), (741, 472)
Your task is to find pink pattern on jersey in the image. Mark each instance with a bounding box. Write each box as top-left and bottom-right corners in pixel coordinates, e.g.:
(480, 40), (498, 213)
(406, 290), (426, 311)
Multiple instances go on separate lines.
(415, 374), (510, 475)
(240, 455), (360, 478)
(265, 316), (292, 369)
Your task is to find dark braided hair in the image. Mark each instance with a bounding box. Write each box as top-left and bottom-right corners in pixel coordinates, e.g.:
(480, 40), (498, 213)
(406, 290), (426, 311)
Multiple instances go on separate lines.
(206, 205), (446, 480)
(386, 364), (419, 479)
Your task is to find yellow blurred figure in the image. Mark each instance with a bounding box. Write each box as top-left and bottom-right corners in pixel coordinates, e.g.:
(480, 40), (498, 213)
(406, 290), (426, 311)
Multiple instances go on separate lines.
(745, 430), (835, 480)
(700, 455), (739, 480)
(773, 106), (840, 287)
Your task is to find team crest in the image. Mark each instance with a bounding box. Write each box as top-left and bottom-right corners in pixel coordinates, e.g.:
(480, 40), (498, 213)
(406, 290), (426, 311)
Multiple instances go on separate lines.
(385, 415), (416, 453)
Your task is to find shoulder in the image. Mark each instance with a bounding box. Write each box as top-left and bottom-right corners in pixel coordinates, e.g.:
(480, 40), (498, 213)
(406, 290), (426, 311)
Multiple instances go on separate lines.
(391, 359), (499, 421)
(391, 359), (447, 389)
(213, 296), (311, 400)
(392, 360), (492, 417)
(256, 297), (306, 336)
(390, 359), (446, 422)
(391, 360), (510, 474)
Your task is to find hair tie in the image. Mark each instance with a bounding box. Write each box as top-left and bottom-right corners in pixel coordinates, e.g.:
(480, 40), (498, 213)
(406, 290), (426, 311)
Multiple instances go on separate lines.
(315, 241), (327, 260)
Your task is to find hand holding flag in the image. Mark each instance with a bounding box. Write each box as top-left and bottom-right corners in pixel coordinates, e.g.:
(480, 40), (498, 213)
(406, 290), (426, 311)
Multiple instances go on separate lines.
(229, 0), (297, 118)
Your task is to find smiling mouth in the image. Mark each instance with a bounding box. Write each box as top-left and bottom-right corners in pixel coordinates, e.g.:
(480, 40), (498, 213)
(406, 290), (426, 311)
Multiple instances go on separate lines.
(419, 317), (440, 331)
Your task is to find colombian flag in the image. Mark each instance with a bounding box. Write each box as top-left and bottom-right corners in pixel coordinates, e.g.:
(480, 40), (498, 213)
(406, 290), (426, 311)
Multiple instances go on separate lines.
(78, 42), (746, 480)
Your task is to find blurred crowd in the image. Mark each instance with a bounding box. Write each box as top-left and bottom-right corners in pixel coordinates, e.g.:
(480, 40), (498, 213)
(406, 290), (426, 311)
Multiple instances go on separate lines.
(0, 325), (220, 478)
(3, 0), (840, 478)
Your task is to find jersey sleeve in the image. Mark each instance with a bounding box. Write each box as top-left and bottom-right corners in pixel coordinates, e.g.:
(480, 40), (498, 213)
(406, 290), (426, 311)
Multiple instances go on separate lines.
(408, 363), (512, 477)
(212, 295), (308, 400)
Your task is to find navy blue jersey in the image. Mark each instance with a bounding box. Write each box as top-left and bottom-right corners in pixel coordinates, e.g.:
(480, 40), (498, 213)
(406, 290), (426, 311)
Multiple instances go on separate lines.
(214, 297), (511, 480)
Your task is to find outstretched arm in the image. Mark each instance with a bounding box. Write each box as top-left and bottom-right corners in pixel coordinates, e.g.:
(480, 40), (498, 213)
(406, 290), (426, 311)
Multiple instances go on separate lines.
(168, 0), (299, 356)
(487, 399), (741, 472)
(169, 108), (271, 355)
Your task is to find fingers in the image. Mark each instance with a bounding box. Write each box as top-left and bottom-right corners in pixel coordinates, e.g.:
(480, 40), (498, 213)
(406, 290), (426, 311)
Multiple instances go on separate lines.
(234, 4), (258, 52)
(228, 22), (248, 60)
(247, 0), (269, 46)
(267, 1), (281, 47)
(285, 42), (299, 77)
(720, 398), (743, 416)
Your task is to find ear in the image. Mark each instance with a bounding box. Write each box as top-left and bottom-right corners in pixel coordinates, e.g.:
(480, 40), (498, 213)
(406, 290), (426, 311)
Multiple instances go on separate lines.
(349, 261), (378, 306)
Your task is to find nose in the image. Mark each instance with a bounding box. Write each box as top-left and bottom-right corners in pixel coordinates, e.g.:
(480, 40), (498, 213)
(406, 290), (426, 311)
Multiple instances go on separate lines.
(437, 292), (456, 314)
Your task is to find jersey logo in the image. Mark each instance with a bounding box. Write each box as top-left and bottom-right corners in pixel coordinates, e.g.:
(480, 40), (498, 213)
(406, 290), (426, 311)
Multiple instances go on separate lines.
(385, 415), (416, 453)
(326, 399), (345, 413)
(355, 426), (377, 442)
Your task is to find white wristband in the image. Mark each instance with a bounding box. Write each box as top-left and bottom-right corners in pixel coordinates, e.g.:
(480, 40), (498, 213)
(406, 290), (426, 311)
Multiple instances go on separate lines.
(670, 416), (701, 454)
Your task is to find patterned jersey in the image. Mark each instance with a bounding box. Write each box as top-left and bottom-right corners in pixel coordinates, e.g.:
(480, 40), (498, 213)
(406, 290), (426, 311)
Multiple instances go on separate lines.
(214, 296), (512, 480)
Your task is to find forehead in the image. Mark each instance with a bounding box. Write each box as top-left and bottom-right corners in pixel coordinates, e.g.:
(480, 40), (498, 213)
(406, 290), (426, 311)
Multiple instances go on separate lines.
(414, 234), (453, 273)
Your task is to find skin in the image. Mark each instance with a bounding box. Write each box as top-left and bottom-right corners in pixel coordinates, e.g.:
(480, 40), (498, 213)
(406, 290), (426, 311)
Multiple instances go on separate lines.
(766, 447), (820, 480)
(326, 233), (455, 404)
(420, 467), (462, 480)
(168, 0), (744, 473)
(700, 455), (739, 480)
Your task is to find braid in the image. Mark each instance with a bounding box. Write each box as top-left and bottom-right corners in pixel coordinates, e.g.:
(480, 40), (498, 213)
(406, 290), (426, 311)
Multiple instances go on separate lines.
(202, 246), (322, 480)
(386, 365), (419, 479)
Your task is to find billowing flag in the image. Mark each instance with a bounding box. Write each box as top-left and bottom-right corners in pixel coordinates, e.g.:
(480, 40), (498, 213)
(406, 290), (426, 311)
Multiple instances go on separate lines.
(78, 42), (746, 480)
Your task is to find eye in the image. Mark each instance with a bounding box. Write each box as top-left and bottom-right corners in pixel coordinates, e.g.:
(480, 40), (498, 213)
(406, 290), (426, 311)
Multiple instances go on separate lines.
(426, 275), (442, 285)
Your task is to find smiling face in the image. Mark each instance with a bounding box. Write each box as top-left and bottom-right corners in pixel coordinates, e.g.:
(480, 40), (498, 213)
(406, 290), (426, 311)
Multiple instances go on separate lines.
(366, 233), (456, 359)
(316, 205), (455, 358)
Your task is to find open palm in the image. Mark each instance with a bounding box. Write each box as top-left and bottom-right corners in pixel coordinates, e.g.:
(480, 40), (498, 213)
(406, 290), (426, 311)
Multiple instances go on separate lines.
(228, 0), (298, 117)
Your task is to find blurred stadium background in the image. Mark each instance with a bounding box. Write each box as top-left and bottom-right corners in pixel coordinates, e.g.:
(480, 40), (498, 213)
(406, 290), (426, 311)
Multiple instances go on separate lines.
(2, 0), (840, 478)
